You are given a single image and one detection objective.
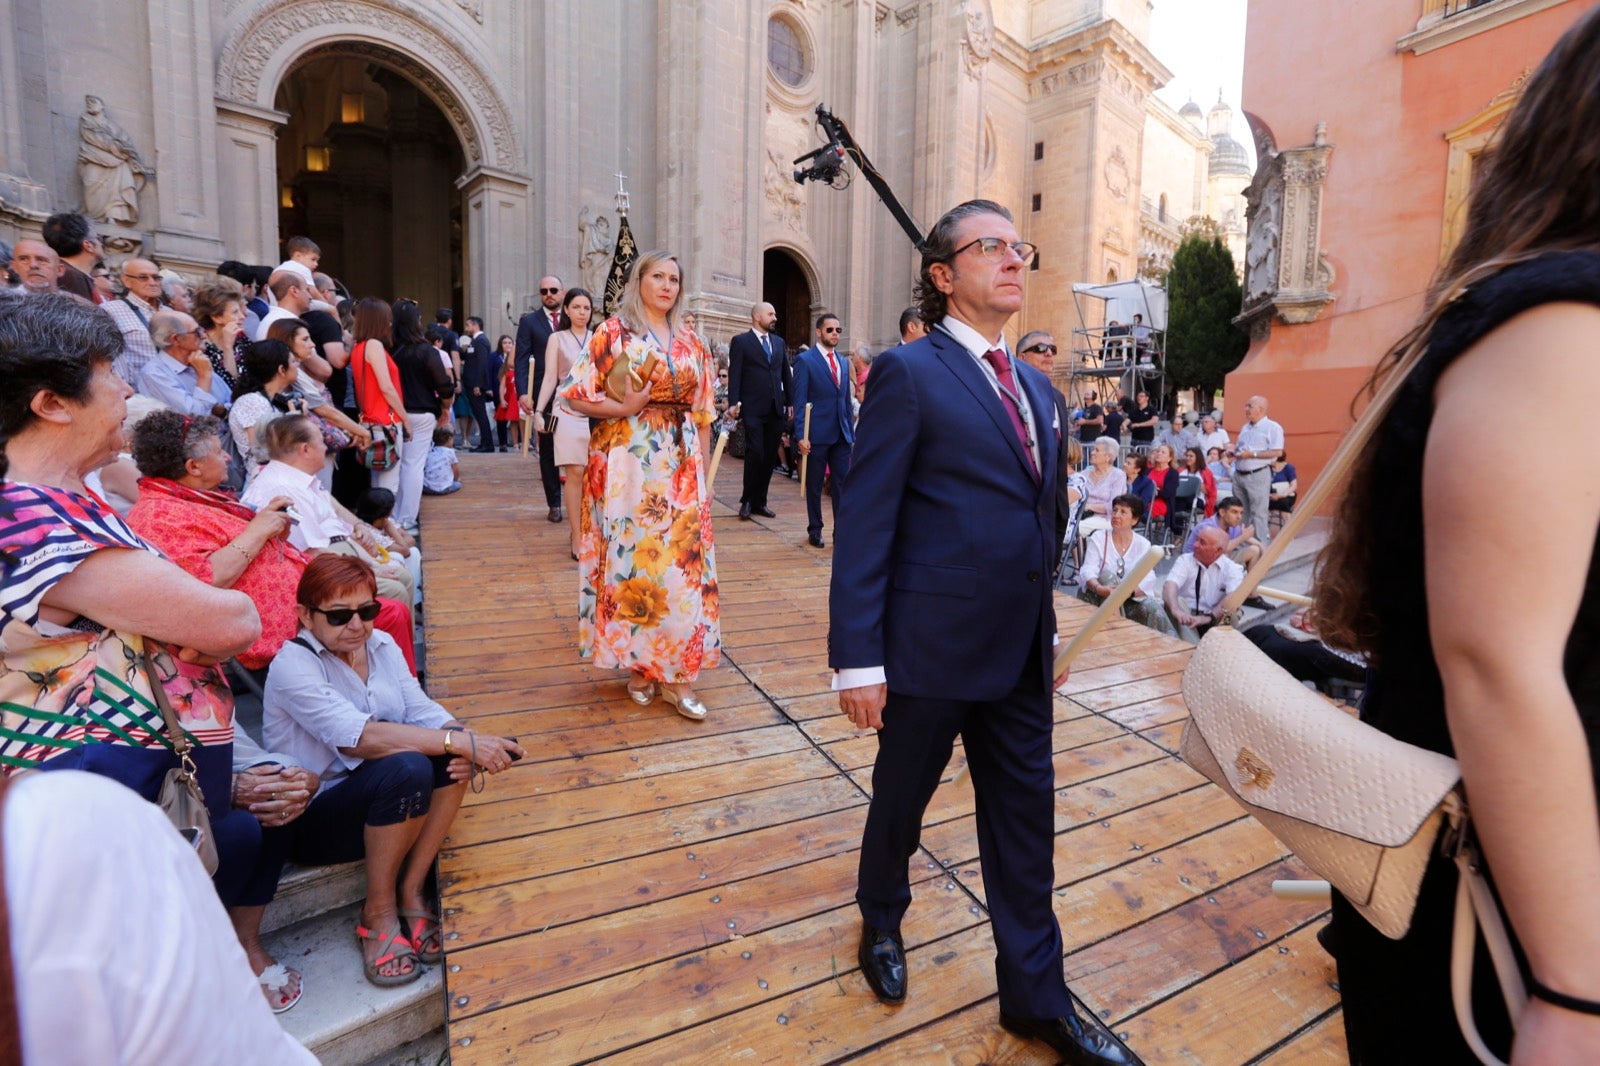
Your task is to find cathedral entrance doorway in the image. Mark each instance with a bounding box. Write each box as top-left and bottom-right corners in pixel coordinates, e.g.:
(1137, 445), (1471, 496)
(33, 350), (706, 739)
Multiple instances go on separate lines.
(275, 51), (465, 313)
(763, 247), (814, 354)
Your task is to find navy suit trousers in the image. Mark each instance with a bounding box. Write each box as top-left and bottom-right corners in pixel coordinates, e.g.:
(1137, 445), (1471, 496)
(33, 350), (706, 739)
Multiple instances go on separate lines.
(855, 636), (1072, 1019)
(803, 438), (850, 536)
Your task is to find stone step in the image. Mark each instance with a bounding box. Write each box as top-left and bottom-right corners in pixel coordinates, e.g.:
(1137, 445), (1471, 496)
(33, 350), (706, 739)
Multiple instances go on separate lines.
(263, 860), (368, 936)
(267, 901), (445, 1066)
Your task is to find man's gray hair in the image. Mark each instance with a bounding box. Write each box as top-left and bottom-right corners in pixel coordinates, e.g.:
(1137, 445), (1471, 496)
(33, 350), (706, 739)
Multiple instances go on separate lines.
(148, 311), (189, 350)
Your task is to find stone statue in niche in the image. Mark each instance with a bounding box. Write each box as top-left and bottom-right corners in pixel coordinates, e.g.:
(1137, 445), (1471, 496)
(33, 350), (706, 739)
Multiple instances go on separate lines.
(78, 95), (153, 226)
(578, 206), (613, 296)
(765, 148), (805, 232)
(1244, 178), (1282, 306)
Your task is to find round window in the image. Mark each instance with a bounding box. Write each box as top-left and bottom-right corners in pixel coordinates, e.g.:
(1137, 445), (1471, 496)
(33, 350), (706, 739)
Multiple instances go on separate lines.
(768, 16), (810, 88)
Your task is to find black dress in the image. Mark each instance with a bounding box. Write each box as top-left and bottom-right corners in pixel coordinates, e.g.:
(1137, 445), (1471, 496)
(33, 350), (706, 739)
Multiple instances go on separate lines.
(1331, 251), (1600, 1063)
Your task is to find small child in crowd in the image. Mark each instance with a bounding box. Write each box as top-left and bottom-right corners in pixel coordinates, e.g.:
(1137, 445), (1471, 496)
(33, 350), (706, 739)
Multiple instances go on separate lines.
(423, 426), (461, 496)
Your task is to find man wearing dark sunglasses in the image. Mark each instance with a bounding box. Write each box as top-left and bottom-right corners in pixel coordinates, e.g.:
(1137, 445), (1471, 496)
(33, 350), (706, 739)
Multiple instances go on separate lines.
(792, 313), (854, 547)
(829, 200), (1132, 1066)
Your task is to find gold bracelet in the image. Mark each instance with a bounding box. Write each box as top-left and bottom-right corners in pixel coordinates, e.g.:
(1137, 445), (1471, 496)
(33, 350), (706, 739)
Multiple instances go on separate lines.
(443, 729), (454, 755)
(228, 543), (254, 560)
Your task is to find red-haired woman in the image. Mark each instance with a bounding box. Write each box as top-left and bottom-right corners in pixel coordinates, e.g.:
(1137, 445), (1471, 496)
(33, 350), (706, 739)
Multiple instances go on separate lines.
(264, 556), (524, 987)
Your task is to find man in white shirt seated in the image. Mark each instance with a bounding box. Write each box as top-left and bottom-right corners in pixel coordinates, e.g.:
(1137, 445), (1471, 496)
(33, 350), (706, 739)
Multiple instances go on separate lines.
(242, 413), (417, 613)
(1162, 525), (1245, 642)
(139, 310), (231, 417)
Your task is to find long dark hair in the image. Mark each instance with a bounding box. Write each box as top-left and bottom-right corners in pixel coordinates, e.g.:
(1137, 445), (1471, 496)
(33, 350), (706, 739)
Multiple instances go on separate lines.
(391, 299), (425, 347)
(232, 339), (293, 400)
(1317, 6), (1600, 654)
(557, 287), (595, 332)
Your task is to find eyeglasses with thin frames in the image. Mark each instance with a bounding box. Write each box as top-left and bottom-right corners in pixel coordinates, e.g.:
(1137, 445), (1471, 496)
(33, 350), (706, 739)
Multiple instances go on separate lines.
(950, 237), (1038, 266)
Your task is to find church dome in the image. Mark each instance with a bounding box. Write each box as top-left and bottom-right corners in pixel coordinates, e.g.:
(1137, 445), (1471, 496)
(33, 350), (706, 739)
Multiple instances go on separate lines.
(1209, 132), (1252, 176)
(1179, 98), (1204, 127)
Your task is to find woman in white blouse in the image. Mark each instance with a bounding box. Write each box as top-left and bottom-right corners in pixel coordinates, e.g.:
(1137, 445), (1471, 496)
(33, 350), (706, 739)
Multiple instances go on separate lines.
(264, 555), (524, 988)
(1079, 493), (1172, 634)
(1077, 435), (1127, 539)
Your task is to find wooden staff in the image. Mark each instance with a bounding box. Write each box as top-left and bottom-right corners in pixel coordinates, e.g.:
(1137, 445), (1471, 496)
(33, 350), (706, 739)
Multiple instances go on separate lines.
(951, 546), (1164, 788)
(798, 403), (814, 487)
(706, 428), (730, 494)
(520, 383), (536, 457)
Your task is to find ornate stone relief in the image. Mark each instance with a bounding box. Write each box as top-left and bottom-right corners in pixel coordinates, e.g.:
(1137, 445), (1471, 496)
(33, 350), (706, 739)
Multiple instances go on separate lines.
(577, 206), (612, 296)
(214, 0), (518, 170)
(1030, 57), (1145, 108)
(1102, 146), (1131, 203)
(1238, 121), (1336, 335)
(454, 0), (483, 23)
(961, 0), (994, 79)
(765, 148), (805, 233)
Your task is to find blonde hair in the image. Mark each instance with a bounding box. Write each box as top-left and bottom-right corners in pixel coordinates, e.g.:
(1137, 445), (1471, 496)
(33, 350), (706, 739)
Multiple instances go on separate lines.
(615, 250), (684, 335)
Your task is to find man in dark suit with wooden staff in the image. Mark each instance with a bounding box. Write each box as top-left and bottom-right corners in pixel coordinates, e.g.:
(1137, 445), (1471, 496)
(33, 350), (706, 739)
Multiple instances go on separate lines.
(515, 274), (566, 521)
(726, 301), (792, 520)
(828, 200), (1132, 1066)
(792, 311), (855, 548)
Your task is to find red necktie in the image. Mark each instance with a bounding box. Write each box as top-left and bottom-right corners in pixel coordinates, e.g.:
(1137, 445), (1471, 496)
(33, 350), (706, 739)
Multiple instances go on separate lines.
(983, 349), (1038, 481)
(826, 351), (838, 386)
(549, 312), (559, 330)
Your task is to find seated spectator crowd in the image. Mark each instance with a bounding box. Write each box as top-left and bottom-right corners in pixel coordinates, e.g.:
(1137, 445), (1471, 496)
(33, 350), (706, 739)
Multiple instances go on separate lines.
(0, 220), (508, 1033)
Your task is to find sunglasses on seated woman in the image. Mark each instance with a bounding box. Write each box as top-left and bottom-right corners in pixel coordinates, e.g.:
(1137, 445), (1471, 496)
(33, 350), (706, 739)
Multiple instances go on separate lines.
(310, 602), (383, 625)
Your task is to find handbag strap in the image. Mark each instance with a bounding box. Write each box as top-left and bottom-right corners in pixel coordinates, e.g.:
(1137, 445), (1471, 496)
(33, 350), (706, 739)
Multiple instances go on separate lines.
(1218, 351), (1419, 616)
(140, 644), (194, 764)
(1450, 833), (1528, 1066)
(0, 775), (18, 1064)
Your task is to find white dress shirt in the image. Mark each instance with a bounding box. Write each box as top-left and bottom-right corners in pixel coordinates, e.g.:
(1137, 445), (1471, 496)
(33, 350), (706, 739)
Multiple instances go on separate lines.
(240, 459), (350, 551)
(1164, 551), (1245, 616)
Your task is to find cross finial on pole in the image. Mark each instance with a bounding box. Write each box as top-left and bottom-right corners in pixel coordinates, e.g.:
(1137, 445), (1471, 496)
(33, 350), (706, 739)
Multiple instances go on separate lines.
(613, 172), (630, 216)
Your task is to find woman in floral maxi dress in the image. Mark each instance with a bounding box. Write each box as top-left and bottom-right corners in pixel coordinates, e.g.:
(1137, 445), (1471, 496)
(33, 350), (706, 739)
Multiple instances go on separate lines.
(559, 250), (721, 720)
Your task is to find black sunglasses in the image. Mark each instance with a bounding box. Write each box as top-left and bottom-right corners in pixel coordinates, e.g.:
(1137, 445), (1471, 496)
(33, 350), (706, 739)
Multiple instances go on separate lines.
(539, 287), (561, 295)
(1022, 343), (1058, 355)
(310, 602), (382, 626)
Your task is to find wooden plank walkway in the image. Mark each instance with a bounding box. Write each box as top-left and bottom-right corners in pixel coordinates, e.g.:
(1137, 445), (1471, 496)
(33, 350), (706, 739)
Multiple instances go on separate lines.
(420, 451), (1345, 1064)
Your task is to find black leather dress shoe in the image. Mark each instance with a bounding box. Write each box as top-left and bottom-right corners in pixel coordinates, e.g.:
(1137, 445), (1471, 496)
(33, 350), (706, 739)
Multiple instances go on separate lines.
(858, 926), (906, 1004)
(752, 505), (776, 518)
(808, 533), (825, 548)
(1000, 1009), (1134, 1066)
(738, 502), (752, 520)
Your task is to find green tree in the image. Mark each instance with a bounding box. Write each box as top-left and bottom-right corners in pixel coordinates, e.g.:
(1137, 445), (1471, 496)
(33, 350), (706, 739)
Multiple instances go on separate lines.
(1164, 232), (1249, 412)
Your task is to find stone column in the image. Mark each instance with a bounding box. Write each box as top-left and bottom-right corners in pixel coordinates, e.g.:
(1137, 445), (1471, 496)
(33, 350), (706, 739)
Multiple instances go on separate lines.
(0, 0), (51, 226)
(457, 166), (531, 337)
(145, 0), (226, 271)
(214, 100), (288, 265)
(653, 0), (764, 331)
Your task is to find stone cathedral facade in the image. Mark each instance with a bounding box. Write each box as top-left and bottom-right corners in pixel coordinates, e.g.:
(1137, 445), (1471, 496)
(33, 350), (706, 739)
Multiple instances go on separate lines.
(0, 0), (1242, 353)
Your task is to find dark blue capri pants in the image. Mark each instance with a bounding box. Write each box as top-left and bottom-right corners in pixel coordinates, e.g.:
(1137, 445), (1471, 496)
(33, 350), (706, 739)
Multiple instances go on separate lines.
(289, 752), (455, 867)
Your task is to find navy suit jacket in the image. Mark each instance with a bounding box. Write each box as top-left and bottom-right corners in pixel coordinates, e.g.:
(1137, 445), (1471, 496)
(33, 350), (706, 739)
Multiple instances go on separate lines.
(791, 346), (854, 447)
(726, 329), (790, 423)
(514, 308), (558, 399)
(828, 327), (1059, 701)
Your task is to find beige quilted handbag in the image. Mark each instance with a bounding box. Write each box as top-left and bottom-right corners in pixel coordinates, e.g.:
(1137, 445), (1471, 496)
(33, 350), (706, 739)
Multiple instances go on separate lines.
(1176, 365), (1524, 1064)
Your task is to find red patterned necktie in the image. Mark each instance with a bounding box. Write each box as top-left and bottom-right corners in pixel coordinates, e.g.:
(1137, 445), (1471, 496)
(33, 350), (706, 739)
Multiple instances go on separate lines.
(826, 351), (838, 386)
(983, 349), (1038, 481)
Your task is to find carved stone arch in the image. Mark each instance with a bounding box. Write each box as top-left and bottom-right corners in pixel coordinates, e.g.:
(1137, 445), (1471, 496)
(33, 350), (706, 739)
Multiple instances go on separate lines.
(214, 0), (520, 171)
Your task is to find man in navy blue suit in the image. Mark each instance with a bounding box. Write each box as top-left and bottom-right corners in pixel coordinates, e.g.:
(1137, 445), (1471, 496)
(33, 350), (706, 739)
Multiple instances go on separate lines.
(828, 200), (1132, 1066)
(792, 312), (854, 547)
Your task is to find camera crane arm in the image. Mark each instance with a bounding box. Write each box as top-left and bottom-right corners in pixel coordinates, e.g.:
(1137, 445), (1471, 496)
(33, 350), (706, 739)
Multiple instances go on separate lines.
(792, 105), (926, 253)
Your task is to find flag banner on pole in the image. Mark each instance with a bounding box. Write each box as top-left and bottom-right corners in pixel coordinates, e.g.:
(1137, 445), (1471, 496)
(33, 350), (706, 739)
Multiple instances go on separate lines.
(603, 214), (637, 316)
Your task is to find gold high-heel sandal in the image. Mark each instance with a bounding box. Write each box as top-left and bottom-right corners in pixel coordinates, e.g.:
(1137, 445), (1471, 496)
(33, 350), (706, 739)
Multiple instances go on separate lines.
(660, 684), (708, 721)
(627, 677), (658, 705)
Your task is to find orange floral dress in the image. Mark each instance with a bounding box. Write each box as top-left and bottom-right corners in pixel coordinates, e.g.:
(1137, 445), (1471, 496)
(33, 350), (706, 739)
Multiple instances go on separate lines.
(560, 317), (721, 683)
